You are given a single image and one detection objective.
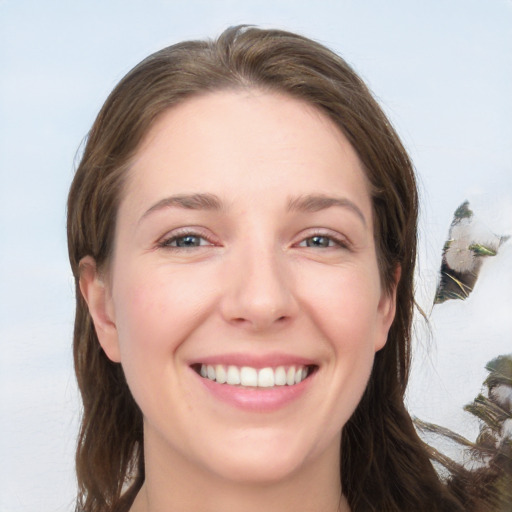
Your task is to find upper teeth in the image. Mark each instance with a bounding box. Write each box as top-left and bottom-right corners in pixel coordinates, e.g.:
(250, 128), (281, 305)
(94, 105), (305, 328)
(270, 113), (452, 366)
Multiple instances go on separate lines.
(199, 364), (309, 387)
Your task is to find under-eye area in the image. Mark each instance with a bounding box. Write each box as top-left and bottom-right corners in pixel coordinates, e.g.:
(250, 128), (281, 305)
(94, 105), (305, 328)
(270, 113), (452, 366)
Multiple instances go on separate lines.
(191, 364), (318, 388)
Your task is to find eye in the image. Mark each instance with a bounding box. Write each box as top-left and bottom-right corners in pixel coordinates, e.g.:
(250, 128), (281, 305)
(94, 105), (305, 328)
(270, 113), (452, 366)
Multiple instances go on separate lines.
(158, 230), (215, 249)
(301, 235), (335, 248)
(297, 234), (347, 249)
(167, 235), (207, 247)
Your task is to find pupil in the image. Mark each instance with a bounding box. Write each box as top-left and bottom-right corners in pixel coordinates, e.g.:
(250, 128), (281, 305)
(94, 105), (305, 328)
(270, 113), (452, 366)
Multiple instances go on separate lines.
(308, 236), (329, 247)
(177, 235), (200, 247)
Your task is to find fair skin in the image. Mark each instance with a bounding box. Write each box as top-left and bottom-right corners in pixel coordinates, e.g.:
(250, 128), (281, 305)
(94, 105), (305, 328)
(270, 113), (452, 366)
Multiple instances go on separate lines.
(80, 90), (397, 512)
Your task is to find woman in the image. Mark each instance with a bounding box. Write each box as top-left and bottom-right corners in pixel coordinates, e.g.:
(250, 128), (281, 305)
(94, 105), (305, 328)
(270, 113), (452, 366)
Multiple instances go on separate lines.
(67, 26), (465, 511)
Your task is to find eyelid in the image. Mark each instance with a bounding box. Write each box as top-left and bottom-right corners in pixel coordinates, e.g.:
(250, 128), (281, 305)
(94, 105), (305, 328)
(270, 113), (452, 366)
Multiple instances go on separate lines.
(293, 228), (352, 249)
(157, 226), (220, 249)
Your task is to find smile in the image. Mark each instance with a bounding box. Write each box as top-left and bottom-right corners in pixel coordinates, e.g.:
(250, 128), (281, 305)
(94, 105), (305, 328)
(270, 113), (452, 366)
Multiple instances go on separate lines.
(196, 364), (314, 388)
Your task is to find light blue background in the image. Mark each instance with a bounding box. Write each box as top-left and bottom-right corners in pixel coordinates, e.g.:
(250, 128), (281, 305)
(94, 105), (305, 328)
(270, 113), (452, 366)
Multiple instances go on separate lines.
(1, 1), (511, 510)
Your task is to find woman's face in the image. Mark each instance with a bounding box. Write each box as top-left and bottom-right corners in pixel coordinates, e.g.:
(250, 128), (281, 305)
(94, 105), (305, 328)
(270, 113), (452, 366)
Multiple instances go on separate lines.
(84, 90), (396, 484)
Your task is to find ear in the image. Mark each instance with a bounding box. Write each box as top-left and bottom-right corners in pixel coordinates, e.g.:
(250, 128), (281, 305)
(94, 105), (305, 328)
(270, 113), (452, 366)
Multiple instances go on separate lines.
(374, 265), (401, 352)
(79, 256), (121, 363)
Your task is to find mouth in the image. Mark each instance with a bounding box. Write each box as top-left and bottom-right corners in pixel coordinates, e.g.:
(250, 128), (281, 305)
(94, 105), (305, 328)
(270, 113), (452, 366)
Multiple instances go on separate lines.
(192, 363), (317, 388)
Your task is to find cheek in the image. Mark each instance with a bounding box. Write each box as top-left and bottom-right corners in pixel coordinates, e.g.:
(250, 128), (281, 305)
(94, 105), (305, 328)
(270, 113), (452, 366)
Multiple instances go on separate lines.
(295, 267), (382, 446)
(302, 263), (383, 345)
(109, 265), (217, 417)
(111, 263), (218, 361)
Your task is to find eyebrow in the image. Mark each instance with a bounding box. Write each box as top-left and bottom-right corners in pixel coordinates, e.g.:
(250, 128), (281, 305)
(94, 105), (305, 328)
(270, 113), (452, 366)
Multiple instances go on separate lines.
(138, 192), (366, 226)
(287, 194), (367, 226)
(139, 193), (223, 223)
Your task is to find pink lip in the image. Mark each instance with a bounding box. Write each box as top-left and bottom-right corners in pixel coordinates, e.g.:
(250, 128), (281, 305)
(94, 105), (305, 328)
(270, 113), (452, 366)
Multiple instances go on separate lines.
(188, 352), (316, 369)
(189, 354), (317, 413)
(196, 372), (314, 412)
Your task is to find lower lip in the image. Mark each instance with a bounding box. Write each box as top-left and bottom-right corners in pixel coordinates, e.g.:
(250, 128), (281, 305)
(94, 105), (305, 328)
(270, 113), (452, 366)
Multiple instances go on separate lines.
(194, 370), (314, 412)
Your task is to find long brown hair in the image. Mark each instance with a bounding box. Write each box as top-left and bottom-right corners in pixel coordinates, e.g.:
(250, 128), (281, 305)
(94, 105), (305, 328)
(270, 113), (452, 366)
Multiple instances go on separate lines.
(67, 26), (464, 511)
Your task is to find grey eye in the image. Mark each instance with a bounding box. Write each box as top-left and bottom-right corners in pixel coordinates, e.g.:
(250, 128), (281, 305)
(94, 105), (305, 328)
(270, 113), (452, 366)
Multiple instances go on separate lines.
(170, 235), (204, 247)
(305, 236), (332, 248)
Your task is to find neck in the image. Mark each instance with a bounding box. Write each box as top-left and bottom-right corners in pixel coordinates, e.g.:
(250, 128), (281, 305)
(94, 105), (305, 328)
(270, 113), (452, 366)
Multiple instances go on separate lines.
(130, 430), (349, 512)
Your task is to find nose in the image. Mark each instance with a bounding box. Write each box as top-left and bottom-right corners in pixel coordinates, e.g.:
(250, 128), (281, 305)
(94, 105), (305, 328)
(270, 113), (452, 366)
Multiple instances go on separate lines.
(219, 245), (298, 332)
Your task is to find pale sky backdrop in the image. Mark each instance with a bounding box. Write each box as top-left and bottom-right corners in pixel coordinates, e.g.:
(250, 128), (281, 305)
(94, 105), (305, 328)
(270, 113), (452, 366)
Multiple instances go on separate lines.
(1, 1), (511, 510)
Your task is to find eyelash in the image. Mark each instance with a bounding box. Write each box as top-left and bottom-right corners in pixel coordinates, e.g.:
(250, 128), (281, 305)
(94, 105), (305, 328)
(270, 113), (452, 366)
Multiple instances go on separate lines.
(157, 229), (350, 251)
(295, 231), (350, 250)
(157, 229), (216, 250)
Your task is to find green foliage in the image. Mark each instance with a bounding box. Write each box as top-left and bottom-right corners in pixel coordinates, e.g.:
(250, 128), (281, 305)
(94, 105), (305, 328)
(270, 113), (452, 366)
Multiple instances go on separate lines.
(453, 201), (473, 221)
(485, 356), (512, 389)
(415, 354), (512, 511)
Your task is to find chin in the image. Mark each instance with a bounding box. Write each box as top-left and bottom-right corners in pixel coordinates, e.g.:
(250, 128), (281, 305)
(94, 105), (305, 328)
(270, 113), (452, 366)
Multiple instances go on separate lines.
(197, 428), (325, 485)
(209, 452), (305, 485)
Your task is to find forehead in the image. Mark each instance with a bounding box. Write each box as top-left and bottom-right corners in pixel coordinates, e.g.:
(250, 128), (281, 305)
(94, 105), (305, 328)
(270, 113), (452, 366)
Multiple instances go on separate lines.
(122, 90), (372, 218)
